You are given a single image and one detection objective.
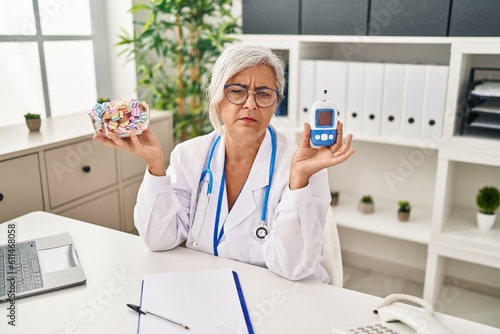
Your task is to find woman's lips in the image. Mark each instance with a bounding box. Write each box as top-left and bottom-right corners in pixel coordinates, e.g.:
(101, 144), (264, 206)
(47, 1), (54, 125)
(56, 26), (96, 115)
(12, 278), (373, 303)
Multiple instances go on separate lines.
(240, 117), (257, 122)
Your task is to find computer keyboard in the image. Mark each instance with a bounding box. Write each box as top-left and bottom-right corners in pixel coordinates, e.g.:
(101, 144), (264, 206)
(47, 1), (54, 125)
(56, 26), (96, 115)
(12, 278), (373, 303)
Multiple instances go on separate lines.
(0, 241), (44, 298)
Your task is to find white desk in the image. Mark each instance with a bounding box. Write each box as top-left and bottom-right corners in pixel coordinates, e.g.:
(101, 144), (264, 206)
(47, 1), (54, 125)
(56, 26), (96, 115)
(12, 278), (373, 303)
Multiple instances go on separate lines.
(1, 211), (499, 334)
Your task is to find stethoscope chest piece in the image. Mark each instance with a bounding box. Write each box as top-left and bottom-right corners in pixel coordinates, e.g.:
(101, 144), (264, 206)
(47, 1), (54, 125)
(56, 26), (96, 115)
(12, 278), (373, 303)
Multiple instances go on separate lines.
(253, 222), (268, 239)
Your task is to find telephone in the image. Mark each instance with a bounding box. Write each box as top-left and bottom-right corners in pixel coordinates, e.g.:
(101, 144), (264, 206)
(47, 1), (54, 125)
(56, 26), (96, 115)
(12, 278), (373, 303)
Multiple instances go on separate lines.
(332, 294), (453, 334)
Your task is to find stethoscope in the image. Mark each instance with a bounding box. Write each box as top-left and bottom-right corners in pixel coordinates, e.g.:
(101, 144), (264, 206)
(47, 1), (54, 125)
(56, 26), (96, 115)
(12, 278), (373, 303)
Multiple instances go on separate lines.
(189, 126), (277, 255)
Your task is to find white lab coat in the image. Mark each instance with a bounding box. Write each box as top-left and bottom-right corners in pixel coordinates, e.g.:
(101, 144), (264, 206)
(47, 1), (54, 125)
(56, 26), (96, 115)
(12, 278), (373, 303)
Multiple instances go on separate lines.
(134, 125), (331, 283)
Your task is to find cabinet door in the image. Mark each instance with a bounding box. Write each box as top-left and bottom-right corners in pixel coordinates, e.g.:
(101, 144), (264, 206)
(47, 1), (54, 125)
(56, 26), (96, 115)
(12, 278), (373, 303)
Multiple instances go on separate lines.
(118, 119), (174, 180)
(44, 140), (117, 208)
(0, 154), (44, 222)
(122, 180), (141, 234)
(154, 118), (174, 166)
(57, 191), (121, 230)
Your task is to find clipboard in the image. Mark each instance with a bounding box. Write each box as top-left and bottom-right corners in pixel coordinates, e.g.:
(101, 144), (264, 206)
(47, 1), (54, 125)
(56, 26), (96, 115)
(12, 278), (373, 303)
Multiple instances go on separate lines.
(135, 268), (254, 334)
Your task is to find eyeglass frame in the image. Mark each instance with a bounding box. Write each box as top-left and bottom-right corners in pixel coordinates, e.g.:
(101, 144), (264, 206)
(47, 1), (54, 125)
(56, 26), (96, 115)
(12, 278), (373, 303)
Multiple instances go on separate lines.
(223, 84), (283, 108)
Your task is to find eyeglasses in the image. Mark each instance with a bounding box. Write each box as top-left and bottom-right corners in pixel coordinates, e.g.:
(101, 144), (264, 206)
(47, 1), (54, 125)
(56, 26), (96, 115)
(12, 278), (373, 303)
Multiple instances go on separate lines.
(224, 84), (281, 108)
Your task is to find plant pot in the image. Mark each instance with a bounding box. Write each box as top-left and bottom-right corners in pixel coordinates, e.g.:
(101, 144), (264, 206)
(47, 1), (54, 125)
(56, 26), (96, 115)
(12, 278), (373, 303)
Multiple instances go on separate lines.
(358, 202), (374, 214)
(398, 211), (410, 222)
(476, 211), (496, 231)
(26, 118), (41, 132)
(330, 193), (339, 206)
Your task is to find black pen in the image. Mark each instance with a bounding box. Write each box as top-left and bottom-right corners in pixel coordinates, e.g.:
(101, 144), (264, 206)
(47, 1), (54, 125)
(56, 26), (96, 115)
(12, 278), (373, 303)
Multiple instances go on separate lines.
(127, 303), (190, 330)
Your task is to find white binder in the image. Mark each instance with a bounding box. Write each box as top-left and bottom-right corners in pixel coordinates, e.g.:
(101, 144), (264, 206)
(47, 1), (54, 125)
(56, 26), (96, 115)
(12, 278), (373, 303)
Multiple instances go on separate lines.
(380, 63), (405, 139)
(315, 60), (333, 101)
(299, 60), (316, 126)
(330, 61), (348, 124)
(401, 64), (426, 141)
(421, 65), (449, 143)
(315, 61), (348, 124)
(345, 62), (365, 135)
(361, 62), (384, 137)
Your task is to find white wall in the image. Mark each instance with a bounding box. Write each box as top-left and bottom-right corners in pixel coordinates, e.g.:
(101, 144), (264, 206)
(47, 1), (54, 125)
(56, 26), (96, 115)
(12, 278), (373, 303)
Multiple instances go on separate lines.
(103, 0), (137, 100)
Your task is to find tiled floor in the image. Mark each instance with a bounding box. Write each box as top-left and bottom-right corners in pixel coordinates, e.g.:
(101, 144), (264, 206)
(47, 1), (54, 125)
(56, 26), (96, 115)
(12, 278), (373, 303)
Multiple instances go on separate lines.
(343, 264), (500, 329)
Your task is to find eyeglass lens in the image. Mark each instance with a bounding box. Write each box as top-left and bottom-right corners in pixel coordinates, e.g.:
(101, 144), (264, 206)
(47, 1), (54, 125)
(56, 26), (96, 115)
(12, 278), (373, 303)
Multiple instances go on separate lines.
(225, 85), (278, 108)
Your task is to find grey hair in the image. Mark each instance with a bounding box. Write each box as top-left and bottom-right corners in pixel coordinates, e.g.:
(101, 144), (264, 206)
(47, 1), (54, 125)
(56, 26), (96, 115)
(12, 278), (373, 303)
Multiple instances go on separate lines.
(206, 42), (286, 134)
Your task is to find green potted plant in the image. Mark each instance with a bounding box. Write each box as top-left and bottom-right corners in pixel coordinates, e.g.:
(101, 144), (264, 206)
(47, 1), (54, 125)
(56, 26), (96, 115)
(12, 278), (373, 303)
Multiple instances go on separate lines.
(330, 191), (339, 206)
(117, 0), (239, 143)
(24, 113), (41, 132)
(97, 97), (110, 103)
(358, 195), (374, 214)
(476, 186), (500, 230)
(397, 200), (411, 222)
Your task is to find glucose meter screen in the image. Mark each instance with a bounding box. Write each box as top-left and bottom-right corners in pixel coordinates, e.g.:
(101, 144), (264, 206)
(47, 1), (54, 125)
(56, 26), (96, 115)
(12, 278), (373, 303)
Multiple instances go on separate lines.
(317, 109), (333, 126)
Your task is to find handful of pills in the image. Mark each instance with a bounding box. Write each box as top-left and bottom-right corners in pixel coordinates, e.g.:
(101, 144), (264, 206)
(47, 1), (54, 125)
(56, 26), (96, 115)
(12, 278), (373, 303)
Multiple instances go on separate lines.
(89, 99), (150, 137)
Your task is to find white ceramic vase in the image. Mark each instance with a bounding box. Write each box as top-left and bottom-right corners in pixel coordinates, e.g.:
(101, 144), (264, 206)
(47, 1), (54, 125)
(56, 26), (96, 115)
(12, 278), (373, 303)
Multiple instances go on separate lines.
(476, 212), (496, 231)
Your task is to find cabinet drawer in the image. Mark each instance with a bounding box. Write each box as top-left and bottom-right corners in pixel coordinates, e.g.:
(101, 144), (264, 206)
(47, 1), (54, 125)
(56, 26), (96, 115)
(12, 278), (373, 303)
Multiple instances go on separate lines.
(0, 154), (44, 222)
(118, 149), (146, 181)
(45, 140), (117, 208)
(57, 191), (121, 230)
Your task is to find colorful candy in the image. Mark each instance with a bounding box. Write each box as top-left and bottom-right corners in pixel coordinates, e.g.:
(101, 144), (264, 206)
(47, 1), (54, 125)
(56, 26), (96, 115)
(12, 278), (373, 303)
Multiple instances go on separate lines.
(89, 99), (150, 138)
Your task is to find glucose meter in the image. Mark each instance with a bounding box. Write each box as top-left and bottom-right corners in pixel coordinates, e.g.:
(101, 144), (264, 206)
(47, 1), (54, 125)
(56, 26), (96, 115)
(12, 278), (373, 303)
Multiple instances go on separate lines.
(310, 90), (337, 147)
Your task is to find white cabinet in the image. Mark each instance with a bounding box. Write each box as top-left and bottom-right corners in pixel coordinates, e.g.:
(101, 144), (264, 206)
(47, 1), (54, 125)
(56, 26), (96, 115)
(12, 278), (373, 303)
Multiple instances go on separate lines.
(0, 110), (174, 233)
(57, 190), (121, 230)
(237, 34), (500, 326)
(122, 180), (142, 234)
(0, 154), (44, 222)
(118, 119), (173, 181)
(45, 139), (118, 208)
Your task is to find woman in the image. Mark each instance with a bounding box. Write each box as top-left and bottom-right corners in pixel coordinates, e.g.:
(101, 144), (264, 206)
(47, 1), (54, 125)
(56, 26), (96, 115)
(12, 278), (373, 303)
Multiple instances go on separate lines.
(94, 42), (354, 283)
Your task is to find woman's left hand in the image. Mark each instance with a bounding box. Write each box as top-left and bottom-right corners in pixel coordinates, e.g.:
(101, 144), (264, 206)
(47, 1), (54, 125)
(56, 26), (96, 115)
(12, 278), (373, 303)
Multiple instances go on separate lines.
(289, 122), (355, 190)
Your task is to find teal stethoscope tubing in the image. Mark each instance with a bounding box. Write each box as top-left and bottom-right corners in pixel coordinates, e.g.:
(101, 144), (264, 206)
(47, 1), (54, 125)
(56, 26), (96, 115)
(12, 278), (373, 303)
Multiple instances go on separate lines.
(192, 126), (277, 256)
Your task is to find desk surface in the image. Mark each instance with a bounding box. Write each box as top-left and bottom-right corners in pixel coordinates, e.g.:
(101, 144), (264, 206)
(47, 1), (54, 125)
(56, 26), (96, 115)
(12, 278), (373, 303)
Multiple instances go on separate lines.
(1, 212), (499, 334)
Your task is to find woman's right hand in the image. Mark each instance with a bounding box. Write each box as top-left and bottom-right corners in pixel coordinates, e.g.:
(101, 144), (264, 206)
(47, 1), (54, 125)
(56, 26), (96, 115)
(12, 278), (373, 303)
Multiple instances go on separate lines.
(93, 127), (166, 176)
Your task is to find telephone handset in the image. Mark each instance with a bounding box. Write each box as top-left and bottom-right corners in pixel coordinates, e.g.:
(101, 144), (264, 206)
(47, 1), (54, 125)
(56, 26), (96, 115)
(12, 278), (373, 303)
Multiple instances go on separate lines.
(333, 294), (453, 334)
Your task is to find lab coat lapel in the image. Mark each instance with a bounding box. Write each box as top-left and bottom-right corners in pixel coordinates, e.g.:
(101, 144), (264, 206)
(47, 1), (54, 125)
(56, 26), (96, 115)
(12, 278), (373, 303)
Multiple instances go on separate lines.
(223, 131), (272, 234)
(211, 135), (228, 226)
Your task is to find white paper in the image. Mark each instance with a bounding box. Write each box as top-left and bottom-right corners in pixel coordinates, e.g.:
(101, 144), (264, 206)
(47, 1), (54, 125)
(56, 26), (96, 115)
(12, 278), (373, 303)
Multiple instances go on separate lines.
(471, 81), (500, 97)
(137, 268), (250, 334)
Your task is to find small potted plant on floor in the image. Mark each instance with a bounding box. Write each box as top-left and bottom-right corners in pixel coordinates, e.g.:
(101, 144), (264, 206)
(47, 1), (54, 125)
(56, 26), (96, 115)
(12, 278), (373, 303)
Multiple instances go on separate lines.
(476, 186), (500, 231)
(330, 191), (340, 206)
(397, 200), (411, 222)
(358, 195), (374, 214)
(24, 113), (41, 132)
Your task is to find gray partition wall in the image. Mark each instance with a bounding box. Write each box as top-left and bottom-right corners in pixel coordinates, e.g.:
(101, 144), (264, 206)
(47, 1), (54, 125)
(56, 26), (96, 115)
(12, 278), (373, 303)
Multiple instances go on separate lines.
(301, 0), (369, 35)
(368, 0), (451, 36)
(242, 0), (300, 34)
(449, 0), (500, 36)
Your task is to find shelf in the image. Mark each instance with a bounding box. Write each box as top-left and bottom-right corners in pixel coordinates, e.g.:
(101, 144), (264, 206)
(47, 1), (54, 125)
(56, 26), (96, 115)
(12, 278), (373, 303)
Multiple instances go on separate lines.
(439, 136), (500, 166)
(237, 34), (500, 46)
(331, 193), (432, 245)
(471, 98), (500, 113)
(238, 33), (500, 312)
(352, 135), (440, 150)
(469, 113), (500, 130)
(431, 207), (500, 268)
(438, 283), (500, 328)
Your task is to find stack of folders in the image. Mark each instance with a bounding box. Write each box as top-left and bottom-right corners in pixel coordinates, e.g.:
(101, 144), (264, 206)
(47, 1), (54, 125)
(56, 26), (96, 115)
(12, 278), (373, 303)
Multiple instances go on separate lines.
(299, 60), (449, 144)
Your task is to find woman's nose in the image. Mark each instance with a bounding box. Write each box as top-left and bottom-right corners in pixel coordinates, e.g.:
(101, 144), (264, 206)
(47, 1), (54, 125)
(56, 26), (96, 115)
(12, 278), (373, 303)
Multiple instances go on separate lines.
(243, 92), (258, 109)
